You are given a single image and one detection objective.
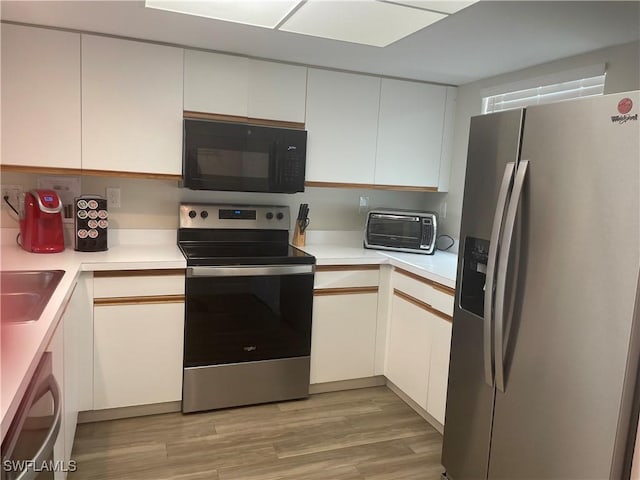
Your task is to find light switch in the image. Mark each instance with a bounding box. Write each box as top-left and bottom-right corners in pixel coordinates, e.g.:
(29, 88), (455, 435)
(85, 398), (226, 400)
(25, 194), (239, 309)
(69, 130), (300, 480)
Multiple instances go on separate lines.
(106, 187), (121, 208)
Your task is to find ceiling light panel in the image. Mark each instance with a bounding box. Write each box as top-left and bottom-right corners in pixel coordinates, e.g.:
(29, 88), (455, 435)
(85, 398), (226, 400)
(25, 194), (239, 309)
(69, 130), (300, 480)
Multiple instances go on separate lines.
(386, 1), (478, 14)
(145, 0), (301, 29)
(279, 0), (446, 47)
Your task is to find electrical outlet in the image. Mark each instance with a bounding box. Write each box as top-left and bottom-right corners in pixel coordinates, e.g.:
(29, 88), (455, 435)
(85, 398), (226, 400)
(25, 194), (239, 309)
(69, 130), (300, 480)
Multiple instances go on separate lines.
(106, 187), (121, 209)
(440, 201), (447, 219)
(1, 184), (23, 211)
(359, 196), (369, 213)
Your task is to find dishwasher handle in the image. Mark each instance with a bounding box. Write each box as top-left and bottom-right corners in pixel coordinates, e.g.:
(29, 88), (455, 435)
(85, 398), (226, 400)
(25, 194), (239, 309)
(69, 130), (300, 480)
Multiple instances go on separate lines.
(10, 374), (62, 480)
(187, 264), (315, 278)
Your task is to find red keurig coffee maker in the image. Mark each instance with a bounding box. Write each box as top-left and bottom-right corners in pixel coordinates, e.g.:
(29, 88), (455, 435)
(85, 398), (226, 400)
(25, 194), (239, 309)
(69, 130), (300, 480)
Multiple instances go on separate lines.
(20, 190), (65, 253)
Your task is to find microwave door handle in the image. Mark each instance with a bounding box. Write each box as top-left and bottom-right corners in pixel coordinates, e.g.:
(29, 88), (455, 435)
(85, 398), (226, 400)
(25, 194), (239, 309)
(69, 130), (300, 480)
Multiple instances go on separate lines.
(484, 161), (516, 388)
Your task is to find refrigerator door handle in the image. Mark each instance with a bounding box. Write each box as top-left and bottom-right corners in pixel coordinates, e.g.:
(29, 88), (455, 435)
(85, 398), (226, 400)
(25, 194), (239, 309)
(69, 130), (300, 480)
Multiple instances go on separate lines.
(495, 159), (529, 393)
(483, 161), (516, 387)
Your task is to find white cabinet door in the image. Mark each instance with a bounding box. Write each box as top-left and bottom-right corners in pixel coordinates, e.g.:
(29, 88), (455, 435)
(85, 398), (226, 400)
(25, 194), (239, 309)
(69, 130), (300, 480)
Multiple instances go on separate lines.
(1, 24), (81, 169)
(426, 313), (452, 424)
(93, 302), (184, 409)
(386, 294), (431, 408)
(305, 68), (380, 184)
(248, 60), (307, 123)
(184, 50), (249, 116)
(310, 293), (378, 384)
(81, 35), (183, 175)
(375, 79), (447, 188)
(63, 273), (92, 463)
(437, 86), (457, 192)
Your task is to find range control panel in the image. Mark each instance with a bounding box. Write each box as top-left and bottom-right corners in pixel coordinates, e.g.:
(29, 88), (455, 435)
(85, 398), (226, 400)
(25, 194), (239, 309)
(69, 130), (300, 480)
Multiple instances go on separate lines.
(179, 204), (290, 230)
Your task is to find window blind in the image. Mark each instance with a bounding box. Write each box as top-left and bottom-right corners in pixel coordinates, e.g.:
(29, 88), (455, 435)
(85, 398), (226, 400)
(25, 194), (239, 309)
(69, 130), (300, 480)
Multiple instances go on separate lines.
(482, 73), (606, 114)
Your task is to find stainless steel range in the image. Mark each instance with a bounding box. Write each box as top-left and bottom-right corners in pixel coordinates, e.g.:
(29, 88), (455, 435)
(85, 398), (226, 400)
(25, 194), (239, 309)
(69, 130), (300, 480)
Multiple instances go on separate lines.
(178, 203), (315, 413)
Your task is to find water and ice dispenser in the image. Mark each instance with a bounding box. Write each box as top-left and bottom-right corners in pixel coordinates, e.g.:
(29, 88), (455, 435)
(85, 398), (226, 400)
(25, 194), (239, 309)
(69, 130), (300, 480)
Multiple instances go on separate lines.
(459, 237), (489, 317)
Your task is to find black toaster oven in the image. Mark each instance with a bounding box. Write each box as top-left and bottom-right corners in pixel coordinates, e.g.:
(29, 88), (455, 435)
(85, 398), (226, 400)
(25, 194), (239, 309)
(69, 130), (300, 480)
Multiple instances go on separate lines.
(364, 209), (437, 254)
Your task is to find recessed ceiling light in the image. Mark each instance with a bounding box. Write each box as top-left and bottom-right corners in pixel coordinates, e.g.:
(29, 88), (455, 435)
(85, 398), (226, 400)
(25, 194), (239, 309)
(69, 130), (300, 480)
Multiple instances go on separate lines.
(145, 0), (301, 29)
(144, 0), (477, 47)
(382, 1), (478, 15)
(279, 0), (447, 47)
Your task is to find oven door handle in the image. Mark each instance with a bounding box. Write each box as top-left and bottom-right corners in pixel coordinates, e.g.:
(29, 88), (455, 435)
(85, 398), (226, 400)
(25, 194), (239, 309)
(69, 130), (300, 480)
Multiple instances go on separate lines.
(187, 265), (315, 277)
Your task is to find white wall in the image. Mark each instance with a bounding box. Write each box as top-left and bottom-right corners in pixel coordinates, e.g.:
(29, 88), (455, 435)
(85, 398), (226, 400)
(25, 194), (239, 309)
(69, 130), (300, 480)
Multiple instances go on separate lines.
(441, 40), (640, 252)
(0, 171), (445, 233)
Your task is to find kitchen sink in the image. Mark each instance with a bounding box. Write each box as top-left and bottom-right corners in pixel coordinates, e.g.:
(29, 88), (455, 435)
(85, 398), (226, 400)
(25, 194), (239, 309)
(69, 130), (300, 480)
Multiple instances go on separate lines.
(0, 270), (65, 324)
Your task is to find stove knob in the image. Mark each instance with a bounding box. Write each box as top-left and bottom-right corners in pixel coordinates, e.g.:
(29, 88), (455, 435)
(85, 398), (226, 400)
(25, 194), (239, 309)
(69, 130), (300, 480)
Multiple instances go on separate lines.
(188, 210), (196, 219)
(276, 212), (284, 220)
(266, 212), (274, 220)
(200, 210), (209, 219)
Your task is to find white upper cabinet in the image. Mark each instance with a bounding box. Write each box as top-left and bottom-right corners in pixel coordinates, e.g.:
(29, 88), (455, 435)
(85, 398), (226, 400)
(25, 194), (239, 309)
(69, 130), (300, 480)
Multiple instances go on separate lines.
(438, 86), (457, 192)
(375, 79), (447, 188)
(305, 68), (381, 184)
(184, 50), (249, 117)
(81, 35), (183, 175)
(248, 60), (307, 123)
(184, 50), (307, 123)
(1, 24), (81, 169)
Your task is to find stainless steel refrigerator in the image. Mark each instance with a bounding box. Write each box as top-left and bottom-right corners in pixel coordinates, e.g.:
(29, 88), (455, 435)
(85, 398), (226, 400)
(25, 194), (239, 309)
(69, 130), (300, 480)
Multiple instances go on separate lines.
(442, 91), (640, 479)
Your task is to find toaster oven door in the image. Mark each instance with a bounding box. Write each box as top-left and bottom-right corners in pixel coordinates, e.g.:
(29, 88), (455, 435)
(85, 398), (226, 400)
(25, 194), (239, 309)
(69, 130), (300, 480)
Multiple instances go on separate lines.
(366, 214), (425, 250)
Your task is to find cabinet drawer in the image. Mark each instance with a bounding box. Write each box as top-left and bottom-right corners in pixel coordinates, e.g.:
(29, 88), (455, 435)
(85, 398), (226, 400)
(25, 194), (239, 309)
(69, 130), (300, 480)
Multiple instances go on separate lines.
(314, 265), (379, 289)
(392, 268), (454, 317)
(93, 269), (185, 298)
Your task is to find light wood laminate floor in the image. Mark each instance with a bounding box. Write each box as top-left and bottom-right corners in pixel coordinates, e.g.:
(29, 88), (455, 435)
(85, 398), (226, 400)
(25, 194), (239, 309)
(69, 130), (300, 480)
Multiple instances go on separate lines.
(70, 386), (444, 480)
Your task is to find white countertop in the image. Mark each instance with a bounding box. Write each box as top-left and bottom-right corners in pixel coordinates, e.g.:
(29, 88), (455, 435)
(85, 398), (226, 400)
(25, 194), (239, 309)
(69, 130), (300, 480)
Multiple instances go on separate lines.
(300, 241), (457, 288)
(0, 228), (457, 441)
(0, 230), (186, 441)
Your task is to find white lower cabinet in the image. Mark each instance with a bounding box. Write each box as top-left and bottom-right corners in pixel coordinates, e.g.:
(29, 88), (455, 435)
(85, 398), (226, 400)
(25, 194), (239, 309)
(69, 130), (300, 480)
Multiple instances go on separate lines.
(311, 292), (378, 384)
(92, 270), (185, 410)
(386, 294), (432, 407)
(310, 266), (380, 384)
(427, 315), (452, 424)
(93, 302), (184, 410)
(386, 269), (454, 426)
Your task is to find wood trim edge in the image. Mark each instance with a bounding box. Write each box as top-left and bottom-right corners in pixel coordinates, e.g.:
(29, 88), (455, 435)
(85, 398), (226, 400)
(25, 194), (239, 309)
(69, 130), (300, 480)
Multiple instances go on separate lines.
(0, 165), (82, 175)
(94, 269), (185, 278)
(183, 111), (305, 130)
(314, 286), (378, 296)
(315, 264), (380, 272)
(304, 181), (437, 192)
(394, 267), (454, 296)
(393, 289), (452, 322)
(94, 294), (185, 306)
(0, 165), (182, 181)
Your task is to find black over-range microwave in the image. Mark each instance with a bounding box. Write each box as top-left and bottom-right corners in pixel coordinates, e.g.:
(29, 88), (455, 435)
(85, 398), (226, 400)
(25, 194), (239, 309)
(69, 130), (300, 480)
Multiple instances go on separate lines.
(183, 119), (307, 193)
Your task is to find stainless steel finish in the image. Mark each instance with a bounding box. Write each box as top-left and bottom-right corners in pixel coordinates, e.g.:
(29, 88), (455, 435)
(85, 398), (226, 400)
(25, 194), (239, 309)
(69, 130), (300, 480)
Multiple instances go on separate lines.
(182, 357), (310, 413)
(364, 209), (437, 254)
(179, 203), (290, 230)
(486, 93), (640, 479)
(0, 270), (65, 323)
(17, 375), (62, 480)
(371, 213), (421, 222)
(493, 160), (528, 393)
(483, 162), (515, 387)
(187, 265), (314, 278)
(2, 353), (62, 480)
(442, 108), (524, 480)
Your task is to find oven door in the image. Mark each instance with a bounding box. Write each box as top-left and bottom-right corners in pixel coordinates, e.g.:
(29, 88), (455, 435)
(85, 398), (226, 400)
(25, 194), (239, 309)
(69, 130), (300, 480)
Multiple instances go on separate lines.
(184, 265), (314, 368)
(365, 213), (425, 249)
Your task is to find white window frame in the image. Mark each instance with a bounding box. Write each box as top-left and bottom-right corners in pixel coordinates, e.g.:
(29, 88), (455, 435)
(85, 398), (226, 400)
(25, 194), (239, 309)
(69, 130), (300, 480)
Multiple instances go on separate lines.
(481, 64), (606, 114)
